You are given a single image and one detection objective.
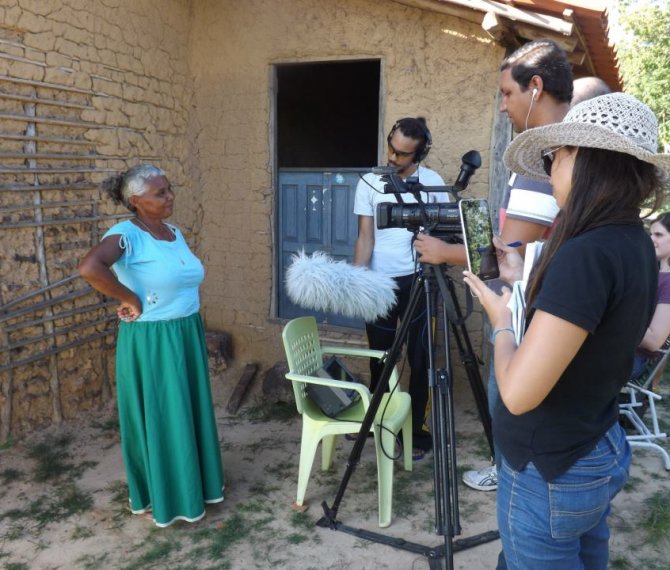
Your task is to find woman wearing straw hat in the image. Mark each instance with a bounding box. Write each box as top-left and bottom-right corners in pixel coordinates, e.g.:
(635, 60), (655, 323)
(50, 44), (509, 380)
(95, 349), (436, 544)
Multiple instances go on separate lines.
(464, 92), (670, 569)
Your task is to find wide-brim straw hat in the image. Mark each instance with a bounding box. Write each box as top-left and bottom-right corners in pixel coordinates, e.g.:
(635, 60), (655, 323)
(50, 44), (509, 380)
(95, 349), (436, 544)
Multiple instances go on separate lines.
(504, 92), (670, 185)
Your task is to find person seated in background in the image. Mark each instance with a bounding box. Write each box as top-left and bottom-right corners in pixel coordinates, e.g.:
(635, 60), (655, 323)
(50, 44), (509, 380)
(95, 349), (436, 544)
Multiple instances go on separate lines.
(632, 213), (670, 386)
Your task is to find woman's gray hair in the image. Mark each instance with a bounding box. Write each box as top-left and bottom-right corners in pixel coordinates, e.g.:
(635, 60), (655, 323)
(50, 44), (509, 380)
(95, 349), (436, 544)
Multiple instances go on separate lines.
(101, 164), (166, 211)
(121, 164), (166, 204)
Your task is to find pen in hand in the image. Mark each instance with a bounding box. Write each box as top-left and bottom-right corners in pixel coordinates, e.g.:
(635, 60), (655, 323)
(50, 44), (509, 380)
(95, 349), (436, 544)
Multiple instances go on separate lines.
(477, 241), (523, 252)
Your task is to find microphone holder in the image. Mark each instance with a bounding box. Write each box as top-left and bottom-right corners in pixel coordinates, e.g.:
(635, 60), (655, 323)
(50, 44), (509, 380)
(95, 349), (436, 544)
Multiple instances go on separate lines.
(316, 260), (497, 570)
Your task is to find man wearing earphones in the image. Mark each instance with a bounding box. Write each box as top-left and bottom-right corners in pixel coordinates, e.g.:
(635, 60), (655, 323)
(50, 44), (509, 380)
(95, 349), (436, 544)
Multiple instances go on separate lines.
(413, 40), (573, 496)
(353, 117), (448, 460)
(415, 39), (572, 265)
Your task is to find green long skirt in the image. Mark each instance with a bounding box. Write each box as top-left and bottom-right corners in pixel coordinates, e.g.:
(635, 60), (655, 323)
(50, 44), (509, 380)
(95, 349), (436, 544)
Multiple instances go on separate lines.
(116, 312), (224, 527)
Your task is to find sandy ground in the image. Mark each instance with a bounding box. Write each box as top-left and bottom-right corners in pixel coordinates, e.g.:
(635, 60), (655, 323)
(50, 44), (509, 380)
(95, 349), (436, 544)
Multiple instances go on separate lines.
(1, 364), (669, 570)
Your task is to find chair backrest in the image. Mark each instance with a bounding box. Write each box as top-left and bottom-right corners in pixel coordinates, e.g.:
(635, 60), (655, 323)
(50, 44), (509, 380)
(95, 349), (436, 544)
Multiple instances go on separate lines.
(281, 316), (322, 414)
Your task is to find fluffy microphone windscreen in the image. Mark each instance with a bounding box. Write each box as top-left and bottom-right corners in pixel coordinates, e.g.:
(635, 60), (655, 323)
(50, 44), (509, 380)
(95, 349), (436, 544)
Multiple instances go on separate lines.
(285, 250), (397, 322)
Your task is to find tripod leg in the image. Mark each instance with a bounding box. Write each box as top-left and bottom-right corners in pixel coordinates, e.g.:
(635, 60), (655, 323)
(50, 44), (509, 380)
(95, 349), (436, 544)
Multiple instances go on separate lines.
(317, 263), (500, 566)
(319, 274), (426, 527)
(442, 275), (494, 457)
(423, 266), (457, 569)
(402, 409), (413, 471)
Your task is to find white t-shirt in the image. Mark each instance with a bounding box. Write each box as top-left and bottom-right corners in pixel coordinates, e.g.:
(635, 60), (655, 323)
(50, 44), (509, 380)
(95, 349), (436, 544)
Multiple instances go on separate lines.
(353, 165), (449, 277)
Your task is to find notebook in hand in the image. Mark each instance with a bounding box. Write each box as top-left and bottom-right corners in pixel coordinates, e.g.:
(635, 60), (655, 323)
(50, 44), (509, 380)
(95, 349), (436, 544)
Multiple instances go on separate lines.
(522, 241), (544, 284)
(508, 241), (544, 344)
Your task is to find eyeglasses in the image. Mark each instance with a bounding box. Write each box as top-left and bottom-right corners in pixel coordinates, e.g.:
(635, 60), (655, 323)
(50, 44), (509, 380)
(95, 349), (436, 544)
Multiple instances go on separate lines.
(541, 145), (565, 176)
(388, 141), (416, 159)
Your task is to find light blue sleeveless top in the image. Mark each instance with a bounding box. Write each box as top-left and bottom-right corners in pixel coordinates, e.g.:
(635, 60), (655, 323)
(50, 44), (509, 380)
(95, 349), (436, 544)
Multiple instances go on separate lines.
(103, 220), (204, 322)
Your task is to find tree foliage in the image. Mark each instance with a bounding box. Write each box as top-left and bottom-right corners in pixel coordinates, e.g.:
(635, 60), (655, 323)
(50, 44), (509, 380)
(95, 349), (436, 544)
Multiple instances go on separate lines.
(617, 0), (670, 150)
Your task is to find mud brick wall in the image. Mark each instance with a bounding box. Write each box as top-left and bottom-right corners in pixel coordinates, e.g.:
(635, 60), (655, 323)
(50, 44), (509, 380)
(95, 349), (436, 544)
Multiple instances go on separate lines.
(0, 0), (501, 437)
(189, 0), (498, 368)
(0, 0), (195, 438)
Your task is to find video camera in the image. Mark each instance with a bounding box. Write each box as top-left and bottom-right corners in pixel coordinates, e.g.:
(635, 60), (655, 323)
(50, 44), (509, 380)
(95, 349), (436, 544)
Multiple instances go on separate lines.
(375, 150), (481, 238)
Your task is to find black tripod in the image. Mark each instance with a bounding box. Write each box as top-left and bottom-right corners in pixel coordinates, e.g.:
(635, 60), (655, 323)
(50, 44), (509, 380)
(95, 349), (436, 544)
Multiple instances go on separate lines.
(317, 259), (498, 569)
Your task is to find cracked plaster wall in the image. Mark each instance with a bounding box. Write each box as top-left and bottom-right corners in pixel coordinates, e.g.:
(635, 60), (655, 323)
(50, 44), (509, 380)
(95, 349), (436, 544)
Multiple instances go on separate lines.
(1, 0), (505, 433)
(189, 0), (502, 369)
(0, 0), (195, 436)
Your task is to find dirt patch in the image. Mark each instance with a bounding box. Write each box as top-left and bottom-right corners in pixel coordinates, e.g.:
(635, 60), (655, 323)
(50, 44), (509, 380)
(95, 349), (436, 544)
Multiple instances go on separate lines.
(1, 379), (669, 569)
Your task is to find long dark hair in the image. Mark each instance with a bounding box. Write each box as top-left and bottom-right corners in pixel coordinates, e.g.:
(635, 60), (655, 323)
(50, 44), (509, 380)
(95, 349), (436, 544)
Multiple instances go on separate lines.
(526, 147), (664, 307)
(654, 212), (670, 233)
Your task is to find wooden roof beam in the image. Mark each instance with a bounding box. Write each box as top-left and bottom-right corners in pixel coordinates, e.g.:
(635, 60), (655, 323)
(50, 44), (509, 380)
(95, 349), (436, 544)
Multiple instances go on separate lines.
(562, 8), (599, 77)
(482, 11), (580, 52)
(481, 12), (522, 48)
(391, 0), (574, 35)
(508, 21), (580, 52)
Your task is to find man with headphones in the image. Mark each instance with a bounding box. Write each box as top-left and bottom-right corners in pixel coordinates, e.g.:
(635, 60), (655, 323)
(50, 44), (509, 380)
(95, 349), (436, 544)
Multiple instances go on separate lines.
(414, 40), (574, 497)
(353, 116), (448, 459)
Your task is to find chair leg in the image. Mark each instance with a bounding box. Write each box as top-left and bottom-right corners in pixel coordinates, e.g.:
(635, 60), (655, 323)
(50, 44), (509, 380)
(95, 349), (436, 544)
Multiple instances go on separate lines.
(296, 423), (321, 506)
(375, 425), (396, 528)
(321, 434), (337, 470)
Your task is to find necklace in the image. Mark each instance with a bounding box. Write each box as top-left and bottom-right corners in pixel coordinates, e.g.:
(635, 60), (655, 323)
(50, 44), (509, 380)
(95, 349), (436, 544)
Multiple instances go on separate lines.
(133, 217), (185, 265)
(134, 217), (173, 241)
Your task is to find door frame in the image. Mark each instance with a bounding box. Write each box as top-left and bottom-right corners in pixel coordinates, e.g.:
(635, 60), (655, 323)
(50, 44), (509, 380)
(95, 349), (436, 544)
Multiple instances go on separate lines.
(269, 57), (385, 325)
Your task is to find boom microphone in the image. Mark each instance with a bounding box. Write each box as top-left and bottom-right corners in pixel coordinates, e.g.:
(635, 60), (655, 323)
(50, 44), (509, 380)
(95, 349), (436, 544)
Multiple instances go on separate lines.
(285, 250), (397, 321)
(453, 150), (482, 191)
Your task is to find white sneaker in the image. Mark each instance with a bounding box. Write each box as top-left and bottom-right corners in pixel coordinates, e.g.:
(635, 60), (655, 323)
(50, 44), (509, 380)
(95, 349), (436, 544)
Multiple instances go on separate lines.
(462, 465), (497, 491)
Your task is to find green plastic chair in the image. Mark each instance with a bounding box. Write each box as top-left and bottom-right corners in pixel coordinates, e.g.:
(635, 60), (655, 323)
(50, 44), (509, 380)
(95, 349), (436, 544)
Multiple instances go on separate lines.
(281, 316), (412, 528)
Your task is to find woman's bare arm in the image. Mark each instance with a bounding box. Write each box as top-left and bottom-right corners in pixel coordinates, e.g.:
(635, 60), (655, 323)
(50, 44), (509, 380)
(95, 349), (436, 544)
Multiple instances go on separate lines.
(79, 235), (142, 320)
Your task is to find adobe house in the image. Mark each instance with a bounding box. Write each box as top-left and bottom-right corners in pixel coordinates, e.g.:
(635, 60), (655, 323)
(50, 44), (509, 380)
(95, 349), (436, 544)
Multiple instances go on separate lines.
(0, 0), (620, 437)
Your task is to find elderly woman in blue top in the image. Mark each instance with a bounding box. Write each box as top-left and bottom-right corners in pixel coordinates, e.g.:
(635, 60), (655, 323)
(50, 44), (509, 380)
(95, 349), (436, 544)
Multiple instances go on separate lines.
(464, 93), (670, 569)
(79, 164), (224, 527)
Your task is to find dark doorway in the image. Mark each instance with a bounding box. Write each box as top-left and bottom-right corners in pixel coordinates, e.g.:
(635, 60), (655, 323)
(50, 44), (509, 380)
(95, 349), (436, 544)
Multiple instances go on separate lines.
(277, 60), (380, 168)
(275, 59), (381, 327)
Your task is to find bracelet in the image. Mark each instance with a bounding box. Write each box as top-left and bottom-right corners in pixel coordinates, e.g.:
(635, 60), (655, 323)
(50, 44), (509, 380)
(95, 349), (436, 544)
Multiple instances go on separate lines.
(490, 327), (515, 343)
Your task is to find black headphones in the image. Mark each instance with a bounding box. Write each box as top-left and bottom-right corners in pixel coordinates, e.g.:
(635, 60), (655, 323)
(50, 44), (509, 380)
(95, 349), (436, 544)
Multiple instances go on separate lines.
(387, 117), (433, 163)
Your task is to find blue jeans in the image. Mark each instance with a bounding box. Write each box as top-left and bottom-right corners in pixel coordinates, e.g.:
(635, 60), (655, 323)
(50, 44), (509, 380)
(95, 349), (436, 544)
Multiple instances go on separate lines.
(631, 353), (648, 380)
(488, 361), (508, 570)
(487, 359), (501, 467)
(496, 422), (631, 570)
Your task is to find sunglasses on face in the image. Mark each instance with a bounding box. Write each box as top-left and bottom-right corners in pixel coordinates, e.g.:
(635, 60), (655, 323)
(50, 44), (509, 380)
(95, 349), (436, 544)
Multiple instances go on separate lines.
(541, 145), (566, 176)
(388, 142), (416, 159)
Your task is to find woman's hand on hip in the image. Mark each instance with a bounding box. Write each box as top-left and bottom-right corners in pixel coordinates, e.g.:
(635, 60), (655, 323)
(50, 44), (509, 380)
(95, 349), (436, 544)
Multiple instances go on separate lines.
(117, 296), (142, 322)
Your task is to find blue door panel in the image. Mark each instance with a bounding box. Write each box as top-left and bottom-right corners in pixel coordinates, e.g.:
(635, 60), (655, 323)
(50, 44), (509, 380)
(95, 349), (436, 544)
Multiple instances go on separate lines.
(331, 184), (355, 247)
(281, 184), (300, 241)
(278, 169), (364, 328)
(305, 183), (324, 243)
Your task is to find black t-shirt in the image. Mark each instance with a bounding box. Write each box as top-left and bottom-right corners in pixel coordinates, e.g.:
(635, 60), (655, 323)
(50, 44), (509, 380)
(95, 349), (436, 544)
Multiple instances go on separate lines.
(495, 224), (657, 481)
